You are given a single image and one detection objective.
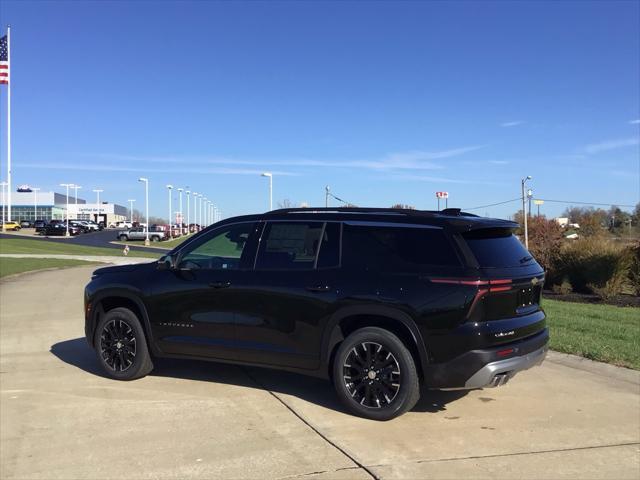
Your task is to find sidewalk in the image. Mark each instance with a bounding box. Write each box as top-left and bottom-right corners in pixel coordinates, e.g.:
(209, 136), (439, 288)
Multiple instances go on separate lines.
(0, 254), (152, 265)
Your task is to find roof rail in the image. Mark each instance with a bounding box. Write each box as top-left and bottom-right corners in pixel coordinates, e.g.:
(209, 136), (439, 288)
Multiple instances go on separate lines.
(264, 207), (478, 217)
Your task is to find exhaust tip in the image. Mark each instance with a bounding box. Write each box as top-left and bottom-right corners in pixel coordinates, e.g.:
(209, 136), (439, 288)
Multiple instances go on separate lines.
(490, 373), (510, 387)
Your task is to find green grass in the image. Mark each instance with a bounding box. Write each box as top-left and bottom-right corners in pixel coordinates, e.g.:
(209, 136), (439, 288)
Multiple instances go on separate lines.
(544, 298), (640, 370)
(0, 257), (100, 278)
(0, 238), (160, 259)
(112, 234), (194, 250)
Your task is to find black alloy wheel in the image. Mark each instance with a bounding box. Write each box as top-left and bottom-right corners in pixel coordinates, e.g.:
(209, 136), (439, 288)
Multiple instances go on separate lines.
(333, 327), (420, 421)
(343, 342), (401, 408)
(94, 307), (153, 380)
(100, 319), (137, 372)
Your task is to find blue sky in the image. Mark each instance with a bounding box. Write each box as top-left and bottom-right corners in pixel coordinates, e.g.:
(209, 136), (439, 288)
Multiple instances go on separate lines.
(0, 0), (638, 219)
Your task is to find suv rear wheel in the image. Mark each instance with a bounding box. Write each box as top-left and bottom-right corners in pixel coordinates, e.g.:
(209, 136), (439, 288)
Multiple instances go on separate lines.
(94, 307), (153, 380)
(332, 327), (420, 421)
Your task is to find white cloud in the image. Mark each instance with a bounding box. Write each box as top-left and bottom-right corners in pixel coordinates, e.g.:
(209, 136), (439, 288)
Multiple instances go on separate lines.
(500, 121), (524, 128)
(391, 174), (505, 186)
(630, 119), (640, 125)
(584, 137), (640, 154)
(19, 162), (300, 176)
(488, 160), (509, 165)
(84, 145), (487, 173)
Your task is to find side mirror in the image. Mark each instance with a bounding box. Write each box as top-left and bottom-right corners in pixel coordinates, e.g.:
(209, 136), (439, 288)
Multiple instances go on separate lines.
(157, 254), (176, 271)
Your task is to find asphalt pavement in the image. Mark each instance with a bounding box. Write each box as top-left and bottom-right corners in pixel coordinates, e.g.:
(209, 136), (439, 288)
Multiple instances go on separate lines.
(0, 228), (167, 254)
(1, 266), (639, 479)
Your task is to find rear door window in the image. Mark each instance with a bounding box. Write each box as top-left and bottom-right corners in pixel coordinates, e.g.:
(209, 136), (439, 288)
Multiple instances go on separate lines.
(463, 229), (533, 268)
(255, 222), (324, 270)
(342, 224), (461, 271)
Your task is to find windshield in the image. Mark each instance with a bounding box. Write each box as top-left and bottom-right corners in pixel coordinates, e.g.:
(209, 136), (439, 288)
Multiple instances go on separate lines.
(463, 229), (534, 268)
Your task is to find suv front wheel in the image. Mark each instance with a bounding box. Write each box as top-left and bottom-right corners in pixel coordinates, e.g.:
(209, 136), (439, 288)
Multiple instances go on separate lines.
(332, 327), (420, 421)
(94, 307), (153, 380)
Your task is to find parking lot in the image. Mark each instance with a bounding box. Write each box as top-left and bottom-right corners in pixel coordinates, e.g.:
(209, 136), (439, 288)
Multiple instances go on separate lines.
(1, 266), (639, 479)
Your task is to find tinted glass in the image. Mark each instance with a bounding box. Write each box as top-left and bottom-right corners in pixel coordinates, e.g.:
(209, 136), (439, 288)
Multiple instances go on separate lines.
(342, 224), (460, 271)
(316, 222), (341, 269)
(463, 230), (533, 268)
(256, 222), (323, 270)
(179, 223), (256, 270)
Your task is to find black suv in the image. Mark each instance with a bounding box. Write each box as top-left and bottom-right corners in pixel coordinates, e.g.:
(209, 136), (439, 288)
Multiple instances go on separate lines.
(85, 208), (548, 420)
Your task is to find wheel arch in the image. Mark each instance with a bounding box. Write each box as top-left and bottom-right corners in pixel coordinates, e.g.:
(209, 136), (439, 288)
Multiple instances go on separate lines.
(89, 290), (157, 355)
(322, 306), (429, 381)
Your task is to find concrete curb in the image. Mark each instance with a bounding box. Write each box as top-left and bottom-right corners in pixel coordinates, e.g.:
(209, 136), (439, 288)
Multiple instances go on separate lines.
(546, 351), (640, 386)
(0, 254), (152, 265)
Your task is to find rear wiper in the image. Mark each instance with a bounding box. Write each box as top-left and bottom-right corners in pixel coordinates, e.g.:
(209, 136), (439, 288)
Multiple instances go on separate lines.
(519, 255), (533, 264)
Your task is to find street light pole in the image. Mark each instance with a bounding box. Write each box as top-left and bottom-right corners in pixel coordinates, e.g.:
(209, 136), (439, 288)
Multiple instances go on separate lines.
(261, 172), (273, 211)
(72, 185), (82, 207)
(177, 188), (183, 234)
(521, 176), (532, 250)
(192, 192), (197, 230)
(60, 183), (74, 237)
(166, 185), (173, 237)
(33, 187), (41, 222)
(0, 181), (7, 231)
(138, 178), (149, 245)
(92, 188), (103, 223)
(127, 199), (135, 223)
(92, 188), (103, 206)
(186, 190), (191, 233)
(325, 185), (330, 208)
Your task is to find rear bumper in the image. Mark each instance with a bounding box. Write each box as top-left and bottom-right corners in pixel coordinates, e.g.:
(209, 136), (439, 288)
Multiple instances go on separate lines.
(463, 343), (547, 389)
(424, 328), (549, 389)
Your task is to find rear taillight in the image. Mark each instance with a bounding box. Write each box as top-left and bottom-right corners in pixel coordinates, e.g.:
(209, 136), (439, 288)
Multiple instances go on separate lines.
(429, 277), (514, 318)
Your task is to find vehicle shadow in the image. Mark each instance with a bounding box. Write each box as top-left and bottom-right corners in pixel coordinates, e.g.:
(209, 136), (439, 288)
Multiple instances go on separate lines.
(50, 337), (468, 415)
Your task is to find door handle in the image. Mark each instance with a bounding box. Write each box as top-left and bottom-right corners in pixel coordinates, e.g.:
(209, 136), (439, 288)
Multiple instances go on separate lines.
(306, 285), (331, 292)
(209, 281), (231, 289)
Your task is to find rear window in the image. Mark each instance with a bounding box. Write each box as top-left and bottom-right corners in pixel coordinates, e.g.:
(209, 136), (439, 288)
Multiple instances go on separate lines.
(463, 230), (533, 268)
(343, 224), (461, 271)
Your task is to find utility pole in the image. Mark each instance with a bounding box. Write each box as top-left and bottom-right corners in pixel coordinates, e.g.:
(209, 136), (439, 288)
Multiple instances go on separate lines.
(521, 176), (532, 250)
(325, 185), (330, 208)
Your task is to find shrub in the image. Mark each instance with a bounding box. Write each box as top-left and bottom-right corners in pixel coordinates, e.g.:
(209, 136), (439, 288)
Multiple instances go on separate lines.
(558, 237), (633, 298)
(628, 241), (640, 296)
(526, 216), (564, 282)
(552, 278), (573, 295)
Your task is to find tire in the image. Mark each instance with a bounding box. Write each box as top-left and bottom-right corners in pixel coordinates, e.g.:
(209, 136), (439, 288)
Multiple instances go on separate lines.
(332, 327), (420, 421)
(119, 235), (128, 241)
(151, 236), (159, 242)
(94, 307), (153, 380)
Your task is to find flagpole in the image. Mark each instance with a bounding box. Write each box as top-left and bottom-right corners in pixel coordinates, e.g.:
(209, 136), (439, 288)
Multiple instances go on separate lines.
(6, 25), (11, 222)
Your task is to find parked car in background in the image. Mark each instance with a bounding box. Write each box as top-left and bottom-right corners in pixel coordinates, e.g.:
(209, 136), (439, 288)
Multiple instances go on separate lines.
(44, 223), (80, 236)
(85, 207), (548, 420)
(87, 220), (103, 231)
(34, 220), (48, 233)
(69, 220), (90, 233)
(1, 221), (21, 231)
(20, 220), (33, 228)
(117, 226), (167, 242)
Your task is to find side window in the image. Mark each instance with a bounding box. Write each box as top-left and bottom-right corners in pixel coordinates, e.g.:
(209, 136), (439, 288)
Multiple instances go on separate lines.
(179, 223), (256, 270)
(255, 222), (324, 270)
(342, 224), (460, 271)
(316, 222), (341, 269)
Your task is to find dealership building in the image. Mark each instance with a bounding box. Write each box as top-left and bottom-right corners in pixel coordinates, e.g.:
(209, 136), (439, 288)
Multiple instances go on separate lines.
(1, 190), (129, 226)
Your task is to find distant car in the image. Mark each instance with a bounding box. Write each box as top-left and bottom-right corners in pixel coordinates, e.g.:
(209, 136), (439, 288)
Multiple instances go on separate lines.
(85, 220), (102, 231)
(34, 220), (48, 232)
(117, 226), (167, 242)
(44, 223), (80, 236)
(20, 220), (33, 228)
(1, 221), (21, 231)
(69, 220), (90, 233)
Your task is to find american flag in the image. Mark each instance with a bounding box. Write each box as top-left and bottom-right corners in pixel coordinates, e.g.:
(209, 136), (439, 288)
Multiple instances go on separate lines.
(0, 35), (8, 85)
